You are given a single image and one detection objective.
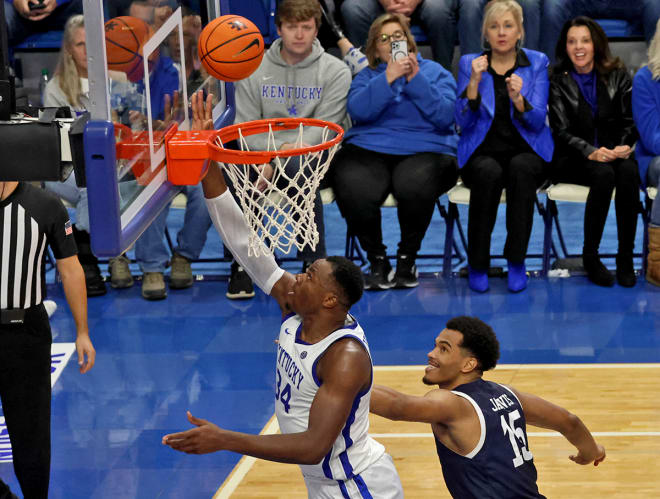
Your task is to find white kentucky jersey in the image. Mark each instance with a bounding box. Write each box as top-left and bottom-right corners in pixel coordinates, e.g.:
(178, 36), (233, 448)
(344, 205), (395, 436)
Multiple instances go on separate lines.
(275, 312), (385, 480)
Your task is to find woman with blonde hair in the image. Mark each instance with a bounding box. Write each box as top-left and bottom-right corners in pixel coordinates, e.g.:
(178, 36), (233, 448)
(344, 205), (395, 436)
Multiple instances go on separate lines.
(549, 16), (639, 288)
(632, 18), (660, 286)
(331, 12), (458, 290)
(44, 14), (88, 112)
(455, 0), (553, 293)
(43, 14), (110, 296)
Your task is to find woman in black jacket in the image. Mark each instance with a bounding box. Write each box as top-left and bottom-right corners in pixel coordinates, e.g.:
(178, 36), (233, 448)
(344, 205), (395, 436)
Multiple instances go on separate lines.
(549, 16), (639, 287)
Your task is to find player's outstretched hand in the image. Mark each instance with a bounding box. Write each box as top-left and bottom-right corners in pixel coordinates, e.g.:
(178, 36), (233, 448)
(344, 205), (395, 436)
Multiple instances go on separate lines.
(162, 411), (224, 454)
(569, 444), (606, 466)
(191, 90), (214, 131)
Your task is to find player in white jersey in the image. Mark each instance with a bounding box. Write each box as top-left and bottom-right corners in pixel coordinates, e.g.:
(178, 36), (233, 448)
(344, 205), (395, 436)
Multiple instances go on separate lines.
(163, 92), (403, 498)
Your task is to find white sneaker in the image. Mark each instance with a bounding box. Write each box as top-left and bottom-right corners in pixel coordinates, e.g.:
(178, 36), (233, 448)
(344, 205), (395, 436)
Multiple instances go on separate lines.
(44, 300), (58, 318)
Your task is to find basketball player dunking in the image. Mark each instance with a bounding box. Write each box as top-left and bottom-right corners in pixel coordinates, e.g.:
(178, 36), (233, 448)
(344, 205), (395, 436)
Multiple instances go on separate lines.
(370, 316), (606, 498)
(162, 92), (404, 498)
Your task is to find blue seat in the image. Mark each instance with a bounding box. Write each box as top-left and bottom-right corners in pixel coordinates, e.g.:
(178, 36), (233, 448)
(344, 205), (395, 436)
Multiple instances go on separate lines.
(228, 0), (277, 44)
(595, 19), (643, 39)
(12, 30), (63, 51)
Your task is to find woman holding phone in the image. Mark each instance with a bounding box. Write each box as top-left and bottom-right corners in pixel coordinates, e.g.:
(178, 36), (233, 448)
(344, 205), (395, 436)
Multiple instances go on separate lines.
(331, 13), (458, 291)
(455, 0), (553, 293)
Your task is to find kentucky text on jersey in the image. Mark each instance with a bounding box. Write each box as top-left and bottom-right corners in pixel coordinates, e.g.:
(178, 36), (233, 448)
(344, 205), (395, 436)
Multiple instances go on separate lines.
(261, 84), (324, 102)
(277, 343), (305, 390)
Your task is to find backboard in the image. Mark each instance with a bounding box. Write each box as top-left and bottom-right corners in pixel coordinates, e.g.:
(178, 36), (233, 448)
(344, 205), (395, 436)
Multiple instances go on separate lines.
(83, 0), (236, 257)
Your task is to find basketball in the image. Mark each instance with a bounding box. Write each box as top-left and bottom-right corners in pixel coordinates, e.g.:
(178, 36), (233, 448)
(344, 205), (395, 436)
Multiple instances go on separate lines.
(198, 15), (265, 82)
(104, 16), (153, 83)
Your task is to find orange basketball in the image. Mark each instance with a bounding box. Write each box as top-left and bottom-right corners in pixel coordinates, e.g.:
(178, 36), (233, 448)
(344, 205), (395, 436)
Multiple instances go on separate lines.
(104, 16), (153, 82)
(198, 15), (265, 82)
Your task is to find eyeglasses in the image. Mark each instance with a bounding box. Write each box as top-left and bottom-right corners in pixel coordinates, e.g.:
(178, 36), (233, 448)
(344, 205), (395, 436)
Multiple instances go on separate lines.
(377, 30), (406, 45)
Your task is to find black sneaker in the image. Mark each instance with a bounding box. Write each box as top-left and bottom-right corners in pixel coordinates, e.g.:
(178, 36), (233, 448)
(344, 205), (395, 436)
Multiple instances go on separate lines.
(227, 261), (255, 299)
(364, 256), (395, 291)
(81, 262), (107, 297)
(394, 254), (419, 288)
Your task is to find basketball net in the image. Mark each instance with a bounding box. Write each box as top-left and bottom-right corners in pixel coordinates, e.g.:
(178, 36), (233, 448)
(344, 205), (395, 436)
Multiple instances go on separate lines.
(214, 122), (340, 257)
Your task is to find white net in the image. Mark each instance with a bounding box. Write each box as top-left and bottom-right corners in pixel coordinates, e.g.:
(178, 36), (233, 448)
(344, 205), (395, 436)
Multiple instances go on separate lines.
(214, 122), (340, 257)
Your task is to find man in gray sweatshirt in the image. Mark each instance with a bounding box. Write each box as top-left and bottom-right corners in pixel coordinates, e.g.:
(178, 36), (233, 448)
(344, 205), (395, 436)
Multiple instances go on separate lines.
(226, 0), (351, 300)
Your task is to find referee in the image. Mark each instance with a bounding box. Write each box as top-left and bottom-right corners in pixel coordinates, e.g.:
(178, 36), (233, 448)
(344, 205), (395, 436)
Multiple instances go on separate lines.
(0, 180), (95, 499)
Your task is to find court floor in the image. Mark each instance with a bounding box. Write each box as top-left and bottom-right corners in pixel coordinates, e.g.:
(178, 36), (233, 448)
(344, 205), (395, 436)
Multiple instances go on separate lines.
(0, 271), (658, 498)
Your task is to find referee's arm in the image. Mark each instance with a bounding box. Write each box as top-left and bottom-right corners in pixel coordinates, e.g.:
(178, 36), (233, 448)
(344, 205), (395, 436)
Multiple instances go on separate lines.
(56, 255), (95, 373)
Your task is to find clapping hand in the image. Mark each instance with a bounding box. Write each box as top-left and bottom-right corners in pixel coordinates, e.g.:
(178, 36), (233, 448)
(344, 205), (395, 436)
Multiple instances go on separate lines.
(505, 74), (523, 103)
(470, 55), (488, 85)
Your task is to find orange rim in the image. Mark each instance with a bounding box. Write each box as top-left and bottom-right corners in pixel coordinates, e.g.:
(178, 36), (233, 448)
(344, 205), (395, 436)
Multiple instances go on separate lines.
(208, 118), (344, 164)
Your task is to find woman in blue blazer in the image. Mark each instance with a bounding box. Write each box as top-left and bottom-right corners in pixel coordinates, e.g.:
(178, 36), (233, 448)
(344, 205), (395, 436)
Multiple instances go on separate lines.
(632, 19), (660, 286)
(455, 0), (553, 293)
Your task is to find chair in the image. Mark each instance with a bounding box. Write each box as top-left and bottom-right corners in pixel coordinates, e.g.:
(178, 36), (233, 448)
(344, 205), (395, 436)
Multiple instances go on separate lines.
(444, 180), (554, 277)
(542, 183), (646, 275)
(331, 188), (465, 273)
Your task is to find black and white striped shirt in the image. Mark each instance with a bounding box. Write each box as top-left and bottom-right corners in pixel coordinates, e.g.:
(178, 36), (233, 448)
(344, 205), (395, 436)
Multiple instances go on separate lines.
(0, 183), (77, 309)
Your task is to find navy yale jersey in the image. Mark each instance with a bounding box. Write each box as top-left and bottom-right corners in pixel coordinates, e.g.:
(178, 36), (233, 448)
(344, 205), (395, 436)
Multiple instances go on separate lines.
(434, 379), (546, 499)
(275, 313), (385, 480)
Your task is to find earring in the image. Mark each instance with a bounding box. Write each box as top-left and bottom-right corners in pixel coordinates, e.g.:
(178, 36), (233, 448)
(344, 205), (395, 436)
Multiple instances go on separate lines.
(482, 39), (491, 50)
(515, 39), (521, 51)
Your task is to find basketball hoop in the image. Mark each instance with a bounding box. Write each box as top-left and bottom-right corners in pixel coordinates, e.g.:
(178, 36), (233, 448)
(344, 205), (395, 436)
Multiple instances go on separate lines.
(166, 118), (344, 257)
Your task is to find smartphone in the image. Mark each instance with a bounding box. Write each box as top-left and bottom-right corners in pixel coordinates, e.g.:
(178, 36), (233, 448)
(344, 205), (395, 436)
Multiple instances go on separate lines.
(29, 0), (46, 11)
(391, 40), (408, 62)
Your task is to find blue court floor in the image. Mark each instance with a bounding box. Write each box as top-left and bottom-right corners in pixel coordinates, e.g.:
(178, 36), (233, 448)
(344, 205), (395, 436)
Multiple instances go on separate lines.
(1, 201), (659, 498)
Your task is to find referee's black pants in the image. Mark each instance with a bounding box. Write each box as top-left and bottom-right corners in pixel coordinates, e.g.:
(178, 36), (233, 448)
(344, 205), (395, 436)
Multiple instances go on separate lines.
(0, 305), (51, 499)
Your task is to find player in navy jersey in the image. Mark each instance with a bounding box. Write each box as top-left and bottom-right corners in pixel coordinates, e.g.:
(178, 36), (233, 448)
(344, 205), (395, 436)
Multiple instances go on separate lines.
(370, 316), (606, 498)
(163, 92), (403, 498)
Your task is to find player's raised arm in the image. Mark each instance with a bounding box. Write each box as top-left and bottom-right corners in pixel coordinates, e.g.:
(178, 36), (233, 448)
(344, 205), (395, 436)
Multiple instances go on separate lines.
(370, 385), (467, 424)
(510, 387), (606, 466)
(163, 338), (371, 463)
(191, 91), (296, 311)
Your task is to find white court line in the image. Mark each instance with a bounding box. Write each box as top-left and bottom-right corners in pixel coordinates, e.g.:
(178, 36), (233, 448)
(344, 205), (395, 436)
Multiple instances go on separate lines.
(374, 363), (660, 371)
(214, 363), (660, 495)
(213, 415), (280, 499)
(372, 432), (660, 438)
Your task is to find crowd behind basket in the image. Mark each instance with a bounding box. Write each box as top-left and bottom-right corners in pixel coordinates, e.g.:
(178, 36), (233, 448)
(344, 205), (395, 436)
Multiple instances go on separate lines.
(4, 0), (660, 300)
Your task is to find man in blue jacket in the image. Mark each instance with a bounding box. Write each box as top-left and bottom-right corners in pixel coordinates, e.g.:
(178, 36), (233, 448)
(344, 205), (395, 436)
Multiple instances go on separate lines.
(4, 0), (83, 46)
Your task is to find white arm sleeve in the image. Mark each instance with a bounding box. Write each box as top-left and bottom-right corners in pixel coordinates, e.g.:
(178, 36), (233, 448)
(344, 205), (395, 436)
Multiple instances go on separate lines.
(205, 190), (285, 294)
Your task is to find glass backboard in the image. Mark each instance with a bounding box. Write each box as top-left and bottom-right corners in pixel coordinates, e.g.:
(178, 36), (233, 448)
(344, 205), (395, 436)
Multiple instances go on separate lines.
(84, 0), (235, 257)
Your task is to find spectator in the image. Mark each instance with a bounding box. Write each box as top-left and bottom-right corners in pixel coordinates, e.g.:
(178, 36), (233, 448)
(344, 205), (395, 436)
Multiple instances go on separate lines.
(455, 0), (553, 293)
(541, 0), (660, 62)
(3, 0), (82, 46)
(226, 0), (351, 299)
(340, 0), (458, 71)
(41, 15), (107, 298)
(166, 7), (205, 92)
(331, 13), (458, 290)
(320, 0), (369, 76)
(115, 2), (213, 300)
(632, 18), (660, 287)
(549, 16), (639, 288)
(459, 0), (542, 53)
